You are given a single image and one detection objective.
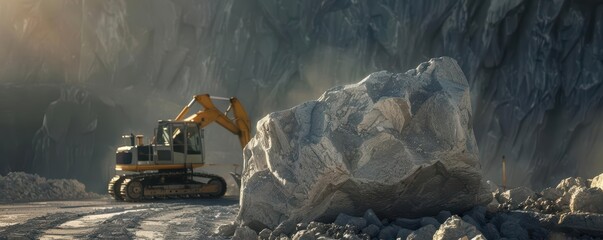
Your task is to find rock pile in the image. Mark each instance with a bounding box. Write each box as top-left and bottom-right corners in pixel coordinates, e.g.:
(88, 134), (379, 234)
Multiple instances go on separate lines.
(0, 172), (100, 202)
(238, 57), (492, 231)
(242, 206), (547, 240)
(490, 173), (603, 237)
(229, 172), (603, 240)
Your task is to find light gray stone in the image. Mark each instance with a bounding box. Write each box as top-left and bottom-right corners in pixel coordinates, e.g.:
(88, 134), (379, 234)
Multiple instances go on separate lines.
(556, 177), (587, 191)
(259, 228), (273, 240)
(591, 173), (603, 190)
(569, 187), (603, 213)
(292, 230), (316, 240)
(433, 216), (483, 240)
(238, 57), (492, 230)
(361, 224), (380, 238)
(498, 187), (535, 208)
(540, 187), (562, 201)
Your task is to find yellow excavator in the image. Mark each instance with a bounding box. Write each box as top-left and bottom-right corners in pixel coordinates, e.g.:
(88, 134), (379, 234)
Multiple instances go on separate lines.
(108, 94), (251, 201)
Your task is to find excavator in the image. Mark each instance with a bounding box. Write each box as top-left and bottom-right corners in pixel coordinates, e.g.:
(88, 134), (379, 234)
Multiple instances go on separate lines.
(107, 94), (251, 201)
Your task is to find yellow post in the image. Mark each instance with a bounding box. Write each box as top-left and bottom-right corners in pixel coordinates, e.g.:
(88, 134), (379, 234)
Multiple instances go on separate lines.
(502, 155), (507, 191)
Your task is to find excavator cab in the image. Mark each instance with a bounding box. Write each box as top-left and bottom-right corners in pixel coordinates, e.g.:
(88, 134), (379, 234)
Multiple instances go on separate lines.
(153, 121), (205, 166)
(115, 121), (205, 172)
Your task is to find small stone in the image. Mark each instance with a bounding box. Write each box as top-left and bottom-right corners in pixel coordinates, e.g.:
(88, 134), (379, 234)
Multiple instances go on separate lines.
(499, 220), (529, 240)
(393, 218), (421, 230)
(396, 228), (412, 239)
(482, 223), (500, 240)
(233, 226), (258, 240)
(271, 220), (297, 238)
(334, 213), (353, 226)
(292, 230), (316, 240)
(420, 217), (440, 228)
(407, 225), (437, 240)
(540, 187), (562, 201)
(259, 228), (273, 240)
(216, 223), (237, 236)
(463, 206), (487, 226)
(378, 225), (399, 240)
(433, 216), (483, 240)
(498, 187), (536, 209)
(361, 224), (380, 237)
(363, 209), (383, 228)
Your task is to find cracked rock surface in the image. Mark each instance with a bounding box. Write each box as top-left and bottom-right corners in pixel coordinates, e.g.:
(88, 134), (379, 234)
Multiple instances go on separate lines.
(238, 57), (492, 230)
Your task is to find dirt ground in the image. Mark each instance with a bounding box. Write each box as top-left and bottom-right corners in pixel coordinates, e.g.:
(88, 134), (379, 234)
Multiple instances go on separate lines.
(0, 197), (239, 240)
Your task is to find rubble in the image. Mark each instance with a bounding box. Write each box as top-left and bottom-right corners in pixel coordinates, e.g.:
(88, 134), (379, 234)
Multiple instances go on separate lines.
(0, 172), (99, 202)
(228, 172), (603, 240)
(238, 57), (492, 230)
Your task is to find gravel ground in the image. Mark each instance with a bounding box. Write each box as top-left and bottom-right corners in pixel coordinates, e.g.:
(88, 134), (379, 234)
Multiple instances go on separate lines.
(0, 197), (239, 240)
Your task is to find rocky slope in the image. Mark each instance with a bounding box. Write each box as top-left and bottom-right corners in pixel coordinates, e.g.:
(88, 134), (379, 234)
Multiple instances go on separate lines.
(1, 0), (602, 188)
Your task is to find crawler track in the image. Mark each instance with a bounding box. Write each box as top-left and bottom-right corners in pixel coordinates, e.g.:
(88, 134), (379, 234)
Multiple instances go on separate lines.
(110, 172), (227, 202)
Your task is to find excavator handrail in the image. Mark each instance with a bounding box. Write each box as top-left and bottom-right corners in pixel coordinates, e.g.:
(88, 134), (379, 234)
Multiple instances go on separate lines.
(174, 94), (251, 149)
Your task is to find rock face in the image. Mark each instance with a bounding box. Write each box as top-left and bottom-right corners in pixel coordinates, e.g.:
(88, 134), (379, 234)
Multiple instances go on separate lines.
(1, 0), (603, 190)
(238, 57), (492, 230)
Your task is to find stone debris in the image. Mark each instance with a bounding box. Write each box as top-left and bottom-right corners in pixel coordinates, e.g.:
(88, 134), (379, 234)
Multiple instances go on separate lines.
(0, 172), (100, 202)
(238, 57), (492, 230)
(220, 172), (603, 240)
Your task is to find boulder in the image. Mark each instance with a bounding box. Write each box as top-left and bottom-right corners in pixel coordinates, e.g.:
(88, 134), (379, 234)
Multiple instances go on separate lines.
(557, 213), (603, 236)
(569, 187), (603, 213)
(591, 173), (603, 190)
(498, 187), (536, 209)
(433, 216), (483, 240)
(556, 177), (587, 192)
(238, 57), (492, 230)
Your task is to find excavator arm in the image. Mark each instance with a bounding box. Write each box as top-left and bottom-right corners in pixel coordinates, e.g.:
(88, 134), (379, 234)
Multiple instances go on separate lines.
(174, 94), (251, 149)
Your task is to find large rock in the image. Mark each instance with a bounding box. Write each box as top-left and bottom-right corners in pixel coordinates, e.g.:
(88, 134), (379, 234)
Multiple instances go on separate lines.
(569, 187), (603, 213)
(557, 213), (603, 236)
(238, 57), (492, 230)
(498, 187), (536, 209)
(591, 173), (603, 190)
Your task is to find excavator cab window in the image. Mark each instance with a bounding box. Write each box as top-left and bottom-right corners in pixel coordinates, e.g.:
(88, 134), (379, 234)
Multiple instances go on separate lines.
(186, 123), (202, 154)
(172, 124), (186, 153)
(156, 125), (171, 146)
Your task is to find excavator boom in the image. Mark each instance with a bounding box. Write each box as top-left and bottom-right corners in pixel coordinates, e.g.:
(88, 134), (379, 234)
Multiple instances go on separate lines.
(174, 94), (251, 149)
